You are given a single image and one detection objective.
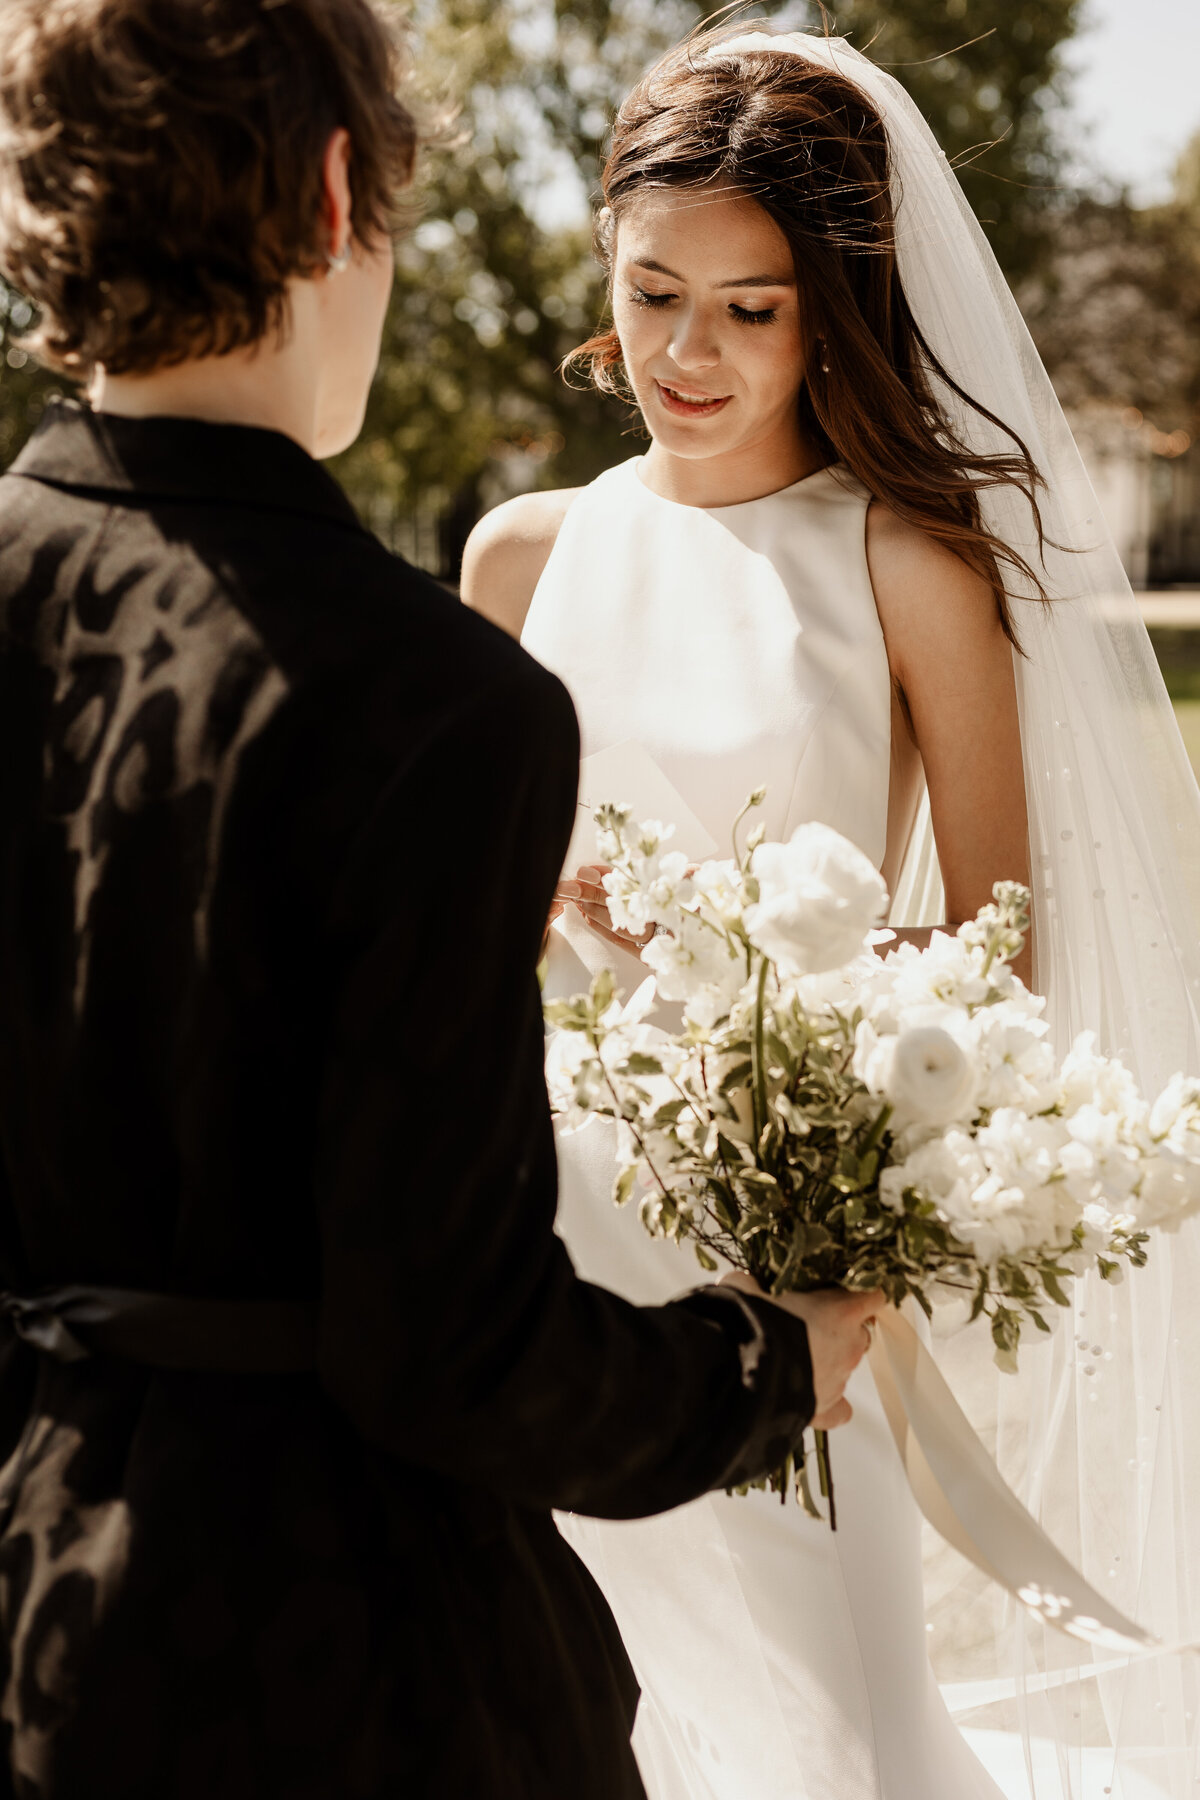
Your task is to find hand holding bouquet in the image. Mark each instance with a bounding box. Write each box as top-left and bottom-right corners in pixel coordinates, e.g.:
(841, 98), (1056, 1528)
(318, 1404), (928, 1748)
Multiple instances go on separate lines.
(545, 792), (1200, 1521)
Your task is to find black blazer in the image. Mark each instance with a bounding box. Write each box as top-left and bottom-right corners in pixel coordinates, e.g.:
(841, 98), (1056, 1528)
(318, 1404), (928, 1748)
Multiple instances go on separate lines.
(0, 401), (814, 1799)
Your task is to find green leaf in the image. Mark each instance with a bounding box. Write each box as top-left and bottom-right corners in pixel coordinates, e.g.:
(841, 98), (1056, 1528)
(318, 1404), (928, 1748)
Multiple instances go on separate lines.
(694, 1245), (718, 1272)
(612, 1165), (637, 1209)
(1041, 1270), (1072, 1308)
(591, 969), (615, 1014)
(542, 999), (591, 1030)
(652, 1098), (688, 1127)
(624, 1052), (663, 1076)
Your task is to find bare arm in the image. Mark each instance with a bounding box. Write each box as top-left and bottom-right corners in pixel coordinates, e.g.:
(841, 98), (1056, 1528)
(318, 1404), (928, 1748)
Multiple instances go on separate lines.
(460, 488), (579, 639)
(867, 503), (1032, 984)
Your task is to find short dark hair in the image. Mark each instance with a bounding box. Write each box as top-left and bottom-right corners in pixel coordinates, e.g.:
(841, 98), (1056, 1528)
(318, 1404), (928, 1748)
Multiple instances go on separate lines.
(0, 0), (421, 375)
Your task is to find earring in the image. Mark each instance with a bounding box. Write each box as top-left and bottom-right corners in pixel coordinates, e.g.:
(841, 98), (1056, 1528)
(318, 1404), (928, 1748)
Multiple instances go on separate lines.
(326, 243), (352, 275)
(818, 340), (830, 374)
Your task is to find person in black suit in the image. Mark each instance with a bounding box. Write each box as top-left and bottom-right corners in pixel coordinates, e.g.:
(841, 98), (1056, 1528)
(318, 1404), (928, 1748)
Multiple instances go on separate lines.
(0, 2), (881, 1795)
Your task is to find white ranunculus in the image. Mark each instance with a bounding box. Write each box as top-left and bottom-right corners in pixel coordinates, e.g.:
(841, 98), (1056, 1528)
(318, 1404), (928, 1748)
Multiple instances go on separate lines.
(743, 822), (887, 976)
(866, 1023), (980, 1127)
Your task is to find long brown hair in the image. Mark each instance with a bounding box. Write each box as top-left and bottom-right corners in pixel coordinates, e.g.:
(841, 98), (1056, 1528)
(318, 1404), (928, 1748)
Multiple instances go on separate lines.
(566, 28), (1049, 645)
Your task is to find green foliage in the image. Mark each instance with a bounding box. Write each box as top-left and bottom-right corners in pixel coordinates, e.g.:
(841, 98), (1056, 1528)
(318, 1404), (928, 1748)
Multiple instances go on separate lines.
(1018, 165), (1200, 438)
(0, 279), (69, 471)
(826, 0), (1085, 280)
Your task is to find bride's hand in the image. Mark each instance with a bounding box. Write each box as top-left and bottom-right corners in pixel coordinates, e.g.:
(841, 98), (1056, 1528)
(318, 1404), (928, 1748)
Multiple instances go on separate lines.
(555, 864), (654, 953)
(720, 1271), (884, 1432)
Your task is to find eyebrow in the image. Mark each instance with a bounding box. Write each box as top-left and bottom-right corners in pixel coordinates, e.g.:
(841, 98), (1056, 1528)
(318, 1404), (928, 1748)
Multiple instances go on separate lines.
(631, 258), (795, 290)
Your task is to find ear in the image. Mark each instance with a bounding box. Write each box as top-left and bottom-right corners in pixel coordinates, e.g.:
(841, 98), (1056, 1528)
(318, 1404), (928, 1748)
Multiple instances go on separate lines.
(321, 128), (354, 266)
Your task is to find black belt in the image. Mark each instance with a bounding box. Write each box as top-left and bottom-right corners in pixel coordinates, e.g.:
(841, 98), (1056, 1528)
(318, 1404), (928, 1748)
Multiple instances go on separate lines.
(0, 1285), (318, 1373)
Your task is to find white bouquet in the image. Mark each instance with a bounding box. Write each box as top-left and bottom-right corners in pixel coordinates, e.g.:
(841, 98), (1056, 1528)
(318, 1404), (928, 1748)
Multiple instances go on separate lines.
(545, 791), (1200, 1521)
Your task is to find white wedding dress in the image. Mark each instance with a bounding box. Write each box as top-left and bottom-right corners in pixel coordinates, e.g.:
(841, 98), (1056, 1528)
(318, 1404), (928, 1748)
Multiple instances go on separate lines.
(523, 454), (1005, 1800)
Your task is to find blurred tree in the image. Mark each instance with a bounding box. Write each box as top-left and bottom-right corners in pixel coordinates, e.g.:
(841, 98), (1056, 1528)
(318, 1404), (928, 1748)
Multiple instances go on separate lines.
(0, 278), (68, 470)
(1018, 131), (1200, 437)
(824, 0), (1084, 278)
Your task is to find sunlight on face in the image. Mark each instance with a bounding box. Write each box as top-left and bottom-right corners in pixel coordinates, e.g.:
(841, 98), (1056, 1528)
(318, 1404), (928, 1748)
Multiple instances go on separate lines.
(612, 187), (809, 474)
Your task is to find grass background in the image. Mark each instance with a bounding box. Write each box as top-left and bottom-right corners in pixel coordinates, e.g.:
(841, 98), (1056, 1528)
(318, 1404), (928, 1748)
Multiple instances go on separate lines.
(1149, 628), (1200, 773)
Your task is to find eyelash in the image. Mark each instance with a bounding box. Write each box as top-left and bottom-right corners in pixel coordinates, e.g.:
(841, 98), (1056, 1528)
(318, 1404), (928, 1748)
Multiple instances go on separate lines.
(629, 288), (778, 326)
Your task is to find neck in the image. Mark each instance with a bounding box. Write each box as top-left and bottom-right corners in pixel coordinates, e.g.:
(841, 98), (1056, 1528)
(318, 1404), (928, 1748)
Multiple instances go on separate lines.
(639, 421), (825, 508)
(91, 285), (319, 452)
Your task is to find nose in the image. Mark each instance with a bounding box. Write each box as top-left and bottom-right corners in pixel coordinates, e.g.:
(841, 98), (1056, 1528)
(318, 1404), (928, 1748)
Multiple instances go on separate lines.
(667, 302), (721, 373)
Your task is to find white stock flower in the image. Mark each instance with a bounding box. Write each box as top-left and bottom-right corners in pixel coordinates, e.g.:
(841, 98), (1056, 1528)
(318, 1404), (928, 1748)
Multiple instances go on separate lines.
(1064, 1104), (1142, 1202)
(744, 822), (887, 977)
(882, 1128), (988, 1224)
(877, 931), (993, 1018)
(544, 978), (660, 1128)
(641, 912), (744, 1011)
(689, 859), (745, 926)
(1057, 1032), (1142, 1118)
(895, 1116), (1072, 1260)
(1134, 1154), (1200, 1232)
(1149, 1072), (1200, 1145)
(972, 1005), (1057, 1113)
(602, 834), (694, 936)
(544, 1029), (605, 1128)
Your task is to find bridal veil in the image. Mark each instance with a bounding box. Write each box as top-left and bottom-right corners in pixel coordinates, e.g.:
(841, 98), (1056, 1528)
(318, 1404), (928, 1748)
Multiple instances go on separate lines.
(713, 29), (1200, 1798)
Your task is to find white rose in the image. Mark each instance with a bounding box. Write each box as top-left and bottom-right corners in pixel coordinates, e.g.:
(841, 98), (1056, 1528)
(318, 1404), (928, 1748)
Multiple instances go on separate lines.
(744, 822), (887, 976)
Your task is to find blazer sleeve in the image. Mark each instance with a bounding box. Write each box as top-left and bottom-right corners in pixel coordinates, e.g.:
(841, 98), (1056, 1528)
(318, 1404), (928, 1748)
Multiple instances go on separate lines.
(313, 658), (815, 1518)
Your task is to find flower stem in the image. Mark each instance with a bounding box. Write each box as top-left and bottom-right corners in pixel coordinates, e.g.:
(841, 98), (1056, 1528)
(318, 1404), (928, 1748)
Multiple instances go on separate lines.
(814, 1429), (837, 1531)
(751, 953), (770, 1145)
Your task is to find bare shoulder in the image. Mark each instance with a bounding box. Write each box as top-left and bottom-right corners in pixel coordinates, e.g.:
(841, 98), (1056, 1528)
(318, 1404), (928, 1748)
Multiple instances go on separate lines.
(864, 499), (1003, 678)
(460, 488), (580, 640)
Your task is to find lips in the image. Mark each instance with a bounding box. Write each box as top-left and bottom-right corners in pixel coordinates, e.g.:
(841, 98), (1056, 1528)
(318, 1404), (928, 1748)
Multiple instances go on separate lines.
(654, 380), (732, 418)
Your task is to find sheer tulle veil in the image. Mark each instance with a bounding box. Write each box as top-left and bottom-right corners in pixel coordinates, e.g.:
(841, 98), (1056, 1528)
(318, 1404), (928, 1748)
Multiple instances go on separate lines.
(714, 28), (1200, 1796)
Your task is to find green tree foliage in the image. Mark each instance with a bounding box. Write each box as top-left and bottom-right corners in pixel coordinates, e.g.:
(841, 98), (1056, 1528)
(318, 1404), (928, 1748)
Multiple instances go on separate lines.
(1018, 131), (1200, 437)
(0, 279), (67, 470)
(823, 0), (1084, 278)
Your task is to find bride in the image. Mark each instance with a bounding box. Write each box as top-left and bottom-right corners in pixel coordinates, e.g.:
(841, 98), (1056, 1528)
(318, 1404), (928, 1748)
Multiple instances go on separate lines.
(463, 27), (1200, 1800)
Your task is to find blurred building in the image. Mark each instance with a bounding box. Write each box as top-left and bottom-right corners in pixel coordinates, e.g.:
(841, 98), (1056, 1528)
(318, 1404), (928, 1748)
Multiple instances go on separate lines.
(1071, 404), (1200, 587)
